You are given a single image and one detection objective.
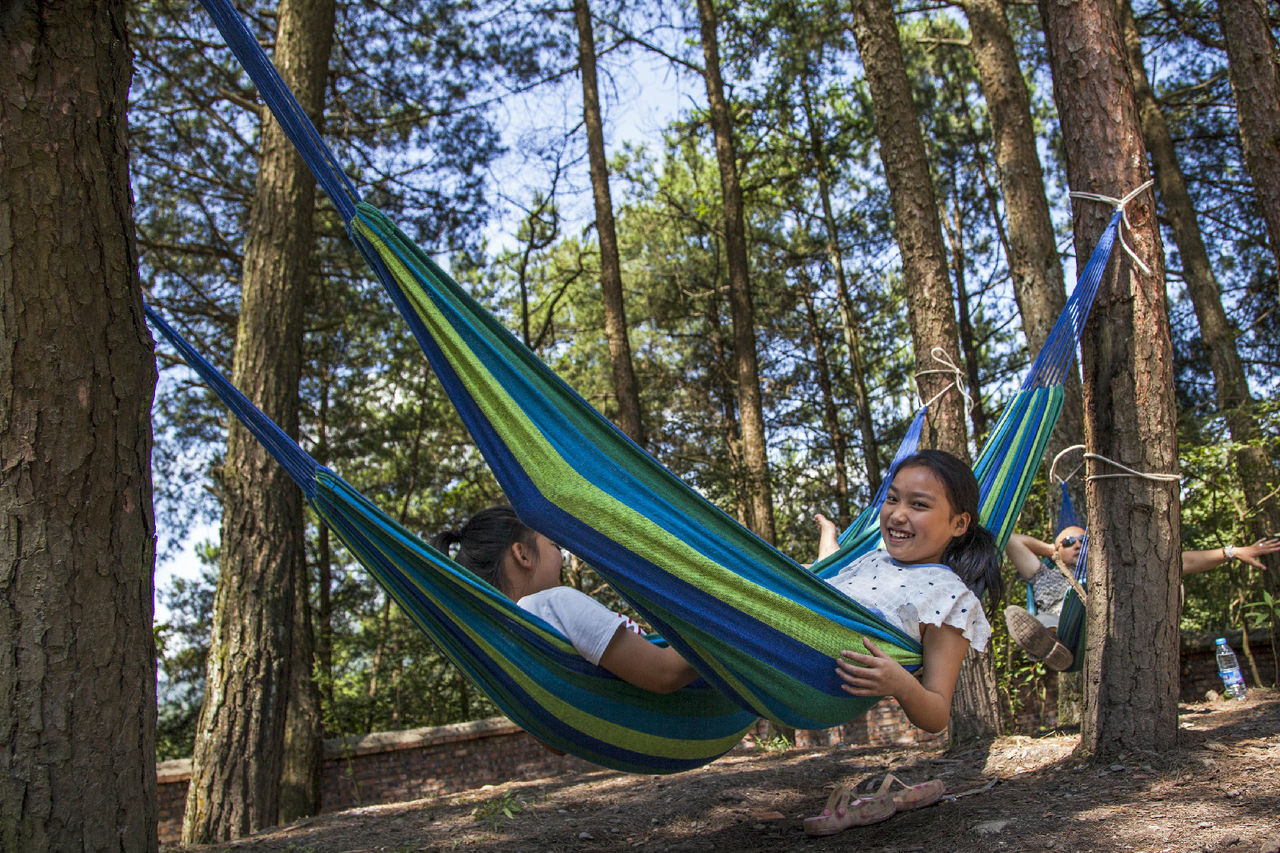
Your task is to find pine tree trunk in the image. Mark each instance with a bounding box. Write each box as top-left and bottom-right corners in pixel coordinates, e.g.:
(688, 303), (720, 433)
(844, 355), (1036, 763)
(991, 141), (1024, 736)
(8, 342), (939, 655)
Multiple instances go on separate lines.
(315, 377), (335, 710)
(1121, 0), (1280, 599)
(949, 647), (1002, 743)
(1218, 0), (1280, 283)
(1039, 0), (1181, 759)
(801, 286), (852, 524)
(849, 0), (969, 460)
(940, 192), (991, 441)
(279, 563), (322, 824)
(696, 0), (776, 542)
(962, 0), (1087, 510)
(0, 3), (158, 850)
(849, 0), (998, 740)
(182, 0), (334, 841)
(574, 0), (646, 447)
(800, 80), (883, 495)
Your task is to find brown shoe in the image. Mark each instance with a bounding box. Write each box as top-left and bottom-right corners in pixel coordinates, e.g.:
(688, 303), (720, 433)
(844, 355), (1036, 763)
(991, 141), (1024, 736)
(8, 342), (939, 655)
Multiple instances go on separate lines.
(1005, 605), (1074, 671)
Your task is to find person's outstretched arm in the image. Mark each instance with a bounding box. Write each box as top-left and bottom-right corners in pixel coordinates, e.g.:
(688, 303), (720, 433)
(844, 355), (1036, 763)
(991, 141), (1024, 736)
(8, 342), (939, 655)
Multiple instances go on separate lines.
(598, 627), (699, 694)
(832, 626), (969, 734)
(1182, 537), (1280, 576)
(1005, 533), (1054, 581)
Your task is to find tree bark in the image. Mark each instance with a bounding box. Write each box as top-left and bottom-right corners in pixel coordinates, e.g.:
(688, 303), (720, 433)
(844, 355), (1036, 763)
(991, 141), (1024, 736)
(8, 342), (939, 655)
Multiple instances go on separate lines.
(1121, 0), (1280, 596)
(848, 0), (998, 740)
(848, 0), (969, 460)
(0, 3), (158, 850)
(695, 0), (776, 542)
(961, 0), (1087, 510)
(315, 375), (335, 710)
(573, 0), (647, 447)
(182, 0), (334, 841)
(949, 646), (1002, 743)
(1039, 0), (1181, 759)
(801, 285), (852, 524)
(1218, 0), (1280, 283)
(800, 79), (883, 496)
(940, 187), (991, 441)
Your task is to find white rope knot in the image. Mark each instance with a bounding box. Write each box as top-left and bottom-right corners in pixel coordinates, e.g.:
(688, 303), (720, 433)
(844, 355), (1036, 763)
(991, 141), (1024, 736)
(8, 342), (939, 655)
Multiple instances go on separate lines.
(1083, 451), (1180, 484)
(1069, 179), (1156, 276)
(1050, 443), (1087, 485)
(915, 346), (973, 412)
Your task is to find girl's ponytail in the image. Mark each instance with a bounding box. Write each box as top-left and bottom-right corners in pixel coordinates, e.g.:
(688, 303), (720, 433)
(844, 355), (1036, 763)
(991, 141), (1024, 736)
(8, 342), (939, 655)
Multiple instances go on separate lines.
(942, 519), (1002, 602)
(431, 505), (534, 597)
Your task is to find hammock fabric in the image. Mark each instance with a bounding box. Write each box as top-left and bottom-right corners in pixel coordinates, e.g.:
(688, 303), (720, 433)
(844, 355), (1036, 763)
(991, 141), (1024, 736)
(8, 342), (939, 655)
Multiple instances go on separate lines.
(165, 0), (1120, 759)
(147, 306), (756, 774)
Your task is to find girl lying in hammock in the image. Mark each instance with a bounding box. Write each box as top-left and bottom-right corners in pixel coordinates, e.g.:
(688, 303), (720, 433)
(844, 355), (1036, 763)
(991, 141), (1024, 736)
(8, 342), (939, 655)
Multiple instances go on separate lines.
(815, 449), (1001, 735)
(804, 449), (1000, 837)
(433, 506), (700, 694)
(435, 449), (999, 732)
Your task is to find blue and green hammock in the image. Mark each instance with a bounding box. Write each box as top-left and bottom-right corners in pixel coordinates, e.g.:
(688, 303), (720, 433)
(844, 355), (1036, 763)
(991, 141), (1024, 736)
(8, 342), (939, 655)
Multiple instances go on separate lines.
(151, 0), (1117, 772)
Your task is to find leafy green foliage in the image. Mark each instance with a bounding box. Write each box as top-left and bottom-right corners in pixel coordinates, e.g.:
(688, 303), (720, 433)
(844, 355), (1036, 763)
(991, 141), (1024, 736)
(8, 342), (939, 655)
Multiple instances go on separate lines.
(471, 790), (529, 827)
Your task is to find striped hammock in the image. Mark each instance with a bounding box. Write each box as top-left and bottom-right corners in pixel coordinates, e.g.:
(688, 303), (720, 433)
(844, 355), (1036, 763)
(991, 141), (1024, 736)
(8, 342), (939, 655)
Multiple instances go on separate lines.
(152, 0), (1118, 770)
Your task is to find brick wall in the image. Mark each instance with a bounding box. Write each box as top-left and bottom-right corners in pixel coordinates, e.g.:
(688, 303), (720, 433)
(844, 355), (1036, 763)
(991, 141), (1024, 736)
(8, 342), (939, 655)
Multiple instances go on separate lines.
(155, 633), (1275, 845)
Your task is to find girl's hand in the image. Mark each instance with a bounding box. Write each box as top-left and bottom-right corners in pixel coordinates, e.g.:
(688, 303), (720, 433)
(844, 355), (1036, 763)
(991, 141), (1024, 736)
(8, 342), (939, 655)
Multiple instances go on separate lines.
(834, 638), (914, 699)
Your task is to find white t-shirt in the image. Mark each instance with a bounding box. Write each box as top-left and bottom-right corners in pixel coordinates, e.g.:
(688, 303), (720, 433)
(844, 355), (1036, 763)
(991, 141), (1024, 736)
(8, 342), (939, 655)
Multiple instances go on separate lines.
(517, 586), (644, 665)
(824, 550), (991, 651)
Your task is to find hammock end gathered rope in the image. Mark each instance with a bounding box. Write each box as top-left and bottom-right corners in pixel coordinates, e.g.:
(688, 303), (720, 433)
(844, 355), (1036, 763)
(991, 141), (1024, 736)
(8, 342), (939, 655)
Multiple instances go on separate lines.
(1069, 180), (1156, 275)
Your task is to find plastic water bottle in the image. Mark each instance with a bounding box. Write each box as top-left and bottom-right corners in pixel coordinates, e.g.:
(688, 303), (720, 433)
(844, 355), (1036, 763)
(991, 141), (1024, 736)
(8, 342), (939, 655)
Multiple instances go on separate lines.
(1215, 638), (1247, 700)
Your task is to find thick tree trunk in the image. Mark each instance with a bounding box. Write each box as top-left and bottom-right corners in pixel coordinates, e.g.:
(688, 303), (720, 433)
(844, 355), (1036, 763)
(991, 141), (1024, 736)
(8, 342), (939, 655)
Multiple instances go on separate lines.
(961, 0), (1086, 511)
(800, 80), (883, 495)
(949, 646), (1002, 743)
(1121, 0), (1280, 596)
(0, 3), (158, 850)
(1039, 0), (1180, 759)
(183, 0), (334, 841)
(279, 568), (322, 824)
(849, 0), (998, 740)
(573, 0), (647, 447)
(1218, 0), (1280, 282)
(848, 0), (969, 460)
(696, 0), (776, 542)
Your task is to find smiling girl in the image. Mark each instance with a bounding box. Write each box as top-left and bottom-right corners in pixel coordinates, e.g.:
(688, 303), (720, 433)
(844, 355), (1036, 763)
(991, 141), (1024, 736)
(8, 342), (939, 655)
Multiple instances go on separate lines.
(813, 449), (1002, 734)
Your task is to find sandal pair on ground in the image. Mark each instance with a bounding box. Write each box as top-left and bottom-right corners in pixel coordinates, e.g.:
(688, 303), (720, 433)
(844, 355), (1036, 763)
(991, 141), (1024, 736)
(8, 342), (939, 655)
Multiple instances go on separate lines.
(803, 773), (945, 837)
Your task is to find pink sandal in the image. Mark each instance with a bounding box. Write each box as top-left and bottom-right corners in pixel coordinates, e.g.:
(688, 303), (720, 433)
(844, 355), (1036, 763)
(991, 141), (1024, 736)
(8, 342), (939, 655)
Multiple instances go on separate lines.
(802, 785), (897, 836)
(882, 773), (945, 811)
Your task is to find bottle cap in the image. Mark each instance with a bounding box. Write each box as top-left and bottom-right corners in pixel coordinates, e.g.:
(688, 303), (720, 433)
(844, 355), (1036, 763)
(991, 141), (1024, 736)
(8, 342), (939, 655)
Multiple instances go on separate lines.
(1215, 638), (1227, 644)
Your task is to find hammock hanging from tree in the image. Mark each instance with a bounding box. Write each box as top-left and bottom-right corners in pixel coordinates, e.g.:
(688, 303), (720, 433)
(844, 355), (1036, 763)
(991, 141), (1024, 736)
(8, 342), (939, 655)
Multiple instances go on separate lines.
(153, 0), (1120, 768)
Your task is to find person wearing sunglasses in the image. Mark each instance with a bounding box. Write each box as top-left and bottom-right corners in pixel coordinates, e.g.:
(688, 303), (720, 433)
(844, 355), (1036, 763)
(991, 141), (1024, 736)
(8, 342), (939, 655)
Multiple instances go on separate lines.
(1003, 526), (1280, 671)
(1002, 527), (1087, 670)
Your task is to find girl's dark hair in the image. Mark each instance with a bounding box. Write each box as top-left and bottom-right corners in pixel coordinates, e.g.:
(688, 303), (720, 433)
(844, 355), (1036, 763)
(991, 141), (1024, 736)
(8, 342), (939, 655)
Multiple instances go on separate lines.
(892, 450), (1004, 602)
(431, 505), (535, 597)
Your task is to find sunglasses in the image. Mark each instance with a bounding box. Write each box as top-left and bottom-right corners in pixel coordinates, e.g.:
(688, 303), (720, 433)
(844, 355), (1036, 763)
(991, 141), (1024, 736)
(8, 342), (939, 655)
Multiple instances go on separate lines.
(1059, 535), (1085, 548)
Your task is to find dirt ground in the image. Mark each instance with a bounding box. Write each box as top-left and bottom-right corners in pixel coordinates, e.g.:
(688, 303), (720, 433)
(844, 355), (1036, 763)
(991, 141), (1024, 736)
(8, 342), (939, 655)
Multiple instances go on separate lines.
(179, 689), (1280, 853)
